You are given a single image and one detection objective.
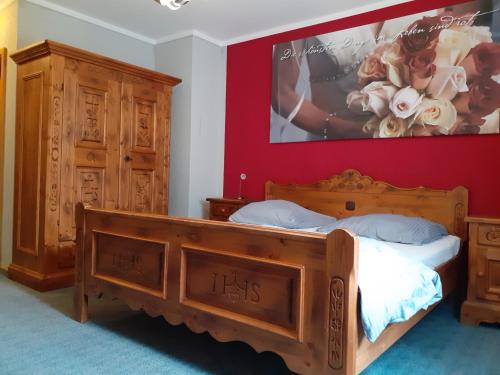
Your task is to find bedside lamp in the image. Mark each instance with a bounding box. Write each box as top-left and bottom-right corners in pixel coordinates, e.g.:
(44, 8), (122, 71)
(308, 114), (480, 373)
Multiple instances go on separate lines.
(237, 173), (247, 200)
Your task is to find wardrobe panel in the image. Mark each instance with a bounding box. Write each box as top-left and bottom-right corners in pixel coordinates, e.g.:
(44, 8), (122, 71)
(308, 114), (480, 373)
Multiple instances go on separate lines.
(60, 61), (121, 243)
(17, 71), (44, 255)
(119, 80), (170, 214)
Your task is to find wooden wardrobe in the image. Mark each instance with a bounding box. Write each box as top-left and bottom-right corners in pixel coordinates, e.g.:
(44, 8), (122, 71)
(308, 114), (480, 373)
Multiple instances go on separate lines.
(8, 40), (181, 291)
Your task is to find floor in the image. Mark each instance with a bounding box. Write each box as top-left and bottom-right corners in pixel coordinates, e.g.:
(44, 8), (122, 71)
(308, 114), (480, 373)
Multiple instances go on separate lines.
(0, 272), (499, 375)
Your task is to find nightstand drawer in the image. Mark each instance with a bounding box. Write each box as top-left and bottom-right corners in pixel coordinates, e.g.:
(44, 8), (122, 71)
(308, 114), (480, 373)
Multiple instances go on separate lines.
(478, 225), (500, 247)
(212, 203), (240, 218)
(206, 198), (253, 222)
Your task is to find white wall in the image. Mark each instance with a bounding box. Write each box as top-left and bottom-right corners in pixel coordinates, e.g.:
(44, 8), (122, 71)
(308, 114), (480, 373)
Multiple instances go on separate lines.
(155, 35), (226, 218)
(17, 0), (155, 68)
(189, 37), (226, 218)
(0, 0), (18, 269)
(155, 37), (193, 217)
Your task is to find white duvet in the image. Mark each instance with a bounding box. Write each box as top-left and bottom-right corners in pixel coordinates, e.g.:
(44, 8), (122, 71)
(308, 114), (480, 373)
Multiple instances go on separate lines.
(357, 236), (443, 342)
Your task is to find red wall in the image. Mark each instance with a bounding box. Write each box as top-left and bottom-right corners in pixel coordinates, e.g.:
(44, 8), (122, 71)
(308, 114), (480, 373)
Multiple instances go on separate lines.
(224, 0), (500, 216)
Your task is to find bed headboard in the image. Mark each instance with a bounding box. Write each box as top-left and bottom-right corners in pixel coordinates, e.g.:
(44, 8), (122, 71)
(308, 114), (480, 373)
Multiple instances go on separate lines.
(265, 169), (469, 241)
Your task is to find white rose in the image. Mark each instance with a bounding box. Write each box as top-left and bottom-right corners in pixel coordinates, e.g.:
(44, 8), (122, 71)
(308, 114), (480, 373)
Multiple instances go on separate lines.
(378, 114), (409, 138)
(347, 81), (398, 118)
(456, 26), (492, 48)
(363, 115), (381, 137)
(389, 86), (423, 119)
(380, 43), (408, 88)
(413, 98), (457, 135)
(346, 91), (364, 114)
(426, 66), (468, 101)
(435, 29), (472, 67)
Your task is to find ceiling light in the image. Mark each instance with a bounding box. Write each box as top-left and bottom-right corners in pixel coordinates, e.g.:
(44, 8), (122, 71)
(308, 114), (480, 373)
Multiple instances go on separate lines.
(155, 0), (191, 10)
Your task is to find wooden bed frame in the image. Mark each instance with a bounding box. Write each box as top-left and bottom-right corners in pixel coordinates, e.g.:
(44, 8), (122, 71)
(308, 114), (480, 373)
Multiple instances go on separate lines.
(74, 170), (468, 374)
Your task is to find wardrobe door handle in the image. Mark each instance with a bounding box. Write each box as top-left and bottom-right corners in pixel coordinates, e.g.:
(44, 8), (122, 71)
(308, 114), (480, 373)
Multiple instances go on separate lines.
(124, 155), (133, 162)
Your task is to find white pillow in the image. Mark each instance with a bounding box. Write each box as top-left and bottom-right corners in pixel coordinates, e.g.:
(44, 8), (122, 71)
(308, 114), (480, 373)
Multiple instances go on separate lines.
(229, 200), (336, 229)
(316, 214), (448, 245)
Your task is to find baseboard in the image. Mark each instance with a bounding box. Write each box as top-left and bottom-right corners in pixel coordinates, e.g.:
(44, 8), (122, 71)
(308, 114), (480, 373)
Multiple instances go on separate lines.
(0, 263), (8, 275)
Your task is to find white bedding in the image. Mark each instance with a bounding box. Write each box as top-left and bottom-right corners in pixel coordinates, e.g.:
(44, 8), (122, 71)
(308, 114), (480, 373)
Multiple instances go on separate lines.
(290, 228), (460, 270)
(239, 222), (459, 342)
(376, 235), (461, 270)
(252, 225), (461, 269)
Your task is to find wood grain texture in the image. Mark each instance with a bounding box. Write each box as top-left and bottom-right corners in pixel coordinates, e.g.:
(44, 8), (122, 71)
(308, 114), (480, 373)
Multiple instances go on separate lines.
(461, 217), (500, 325)
(9, 41), (179, 291)
(0, 48), (6, 265)
(76, 171), (468, 374)
(10, 40), (181, 86)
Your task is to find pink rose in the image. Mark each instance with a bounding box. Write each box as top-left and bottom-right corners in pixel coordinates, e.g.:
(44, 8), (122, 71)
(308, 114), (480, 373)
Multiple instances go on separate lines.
(358, 52), (387, 86)
(389, 86), (423, 119)
(398, 16), (442, 54)
(408, 49), (436, 90)
(452, 78), (500, 126)
(426, 66), (468, 100)
(467, 77), (500, 125)
(347, 81), (398, 118)
(460, 43), (500, 79)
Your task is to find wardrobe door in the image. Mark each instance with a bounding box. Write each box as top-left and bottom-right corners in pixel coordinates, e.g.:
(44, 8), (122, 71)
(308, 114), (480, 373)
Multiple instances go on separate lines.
(59, 61), (121, 242)
(119, 80), (170, 214)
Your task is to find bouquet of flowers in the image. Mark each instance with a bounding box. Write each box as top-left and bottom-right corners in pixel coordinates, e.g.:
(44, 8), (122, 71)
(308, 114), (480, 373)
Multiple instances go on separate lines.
(346, 13), (500, 137)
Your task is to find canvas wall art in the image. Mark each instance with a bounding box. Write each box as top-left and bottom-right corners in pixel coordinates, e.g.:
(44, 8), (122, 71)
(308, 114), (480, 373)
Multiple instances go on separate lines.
(270, 1), (500, 143)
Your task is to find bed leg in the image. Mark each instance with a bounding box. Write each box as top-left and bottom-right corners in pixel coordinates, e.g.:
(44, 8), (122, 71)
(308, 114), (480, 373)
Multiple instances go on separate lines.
(74, 202), (88, 323)
(74, 290), (88, 323)
(324, 229), (359, 375)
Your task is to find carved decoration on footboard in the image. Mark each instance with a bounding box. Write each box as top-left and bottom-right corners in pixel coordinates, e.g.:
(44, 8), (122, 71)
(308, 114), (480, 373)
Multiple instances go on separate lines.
(328, 277), (344, 370)
(180, 244), (305, 341)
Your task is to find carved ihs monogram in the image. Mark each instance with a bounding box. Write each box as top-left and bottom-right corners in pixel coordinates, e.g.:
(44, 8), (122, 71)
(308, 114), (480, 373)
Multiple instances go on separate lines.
(83, 93), (101, 142)
(80, 172), (101, 206)
(136, 104), (153, 148)
(211, 271), (261, 304)
(112, 252), (143, 275)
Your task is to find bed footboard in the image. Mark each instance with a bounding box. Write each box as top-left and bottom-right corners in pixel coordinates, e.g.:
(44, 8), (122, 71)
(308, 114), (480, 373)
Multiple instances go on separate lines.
(74, 204), (359, 374)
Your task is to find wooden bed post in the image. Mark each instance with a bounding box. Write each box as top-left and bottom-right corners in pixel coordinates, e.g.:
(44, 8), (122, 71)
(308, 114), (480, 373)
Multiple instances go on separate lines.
(74, 202), (88, 323)
(324, 229), (359, 375)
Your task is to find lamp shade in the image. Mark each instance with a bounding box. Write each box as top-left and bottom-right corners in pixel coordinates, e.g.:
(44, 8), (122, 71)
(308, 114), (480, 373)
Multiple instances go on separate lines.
(154, 0), (191, 10)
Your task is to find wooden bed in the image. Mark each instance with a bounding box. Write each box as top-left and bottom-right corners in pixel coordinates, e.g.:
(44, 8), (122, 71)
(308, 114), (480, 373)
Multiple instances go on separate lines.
(74, 169), (468, 374)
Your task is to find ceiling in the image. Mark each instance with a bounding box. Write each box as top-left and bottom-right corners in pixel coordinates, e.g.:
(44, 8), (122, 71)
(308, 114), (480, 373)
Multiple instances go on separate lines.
(27, 0), (409, 46)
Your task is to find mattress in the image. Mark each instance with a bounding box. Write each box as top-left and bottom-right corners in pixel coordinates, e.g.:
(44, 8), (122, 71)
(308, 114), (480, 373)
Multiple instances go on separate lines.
(381, 235), (461, 270)
(250, 224), (461, 270)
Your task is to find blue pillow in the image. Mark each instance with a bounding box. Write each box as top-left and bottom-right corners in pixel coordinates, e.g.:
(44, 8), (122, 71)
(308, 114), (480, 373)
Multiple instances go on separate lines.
(229, 200), (336, 229)
(316, 214), (447, 245)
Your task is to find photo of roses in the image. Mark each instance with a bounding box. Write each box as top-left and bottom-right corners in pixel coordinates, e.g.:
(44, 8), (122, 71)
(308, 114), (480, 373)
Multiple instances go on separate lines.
(270, 1), (500, 142)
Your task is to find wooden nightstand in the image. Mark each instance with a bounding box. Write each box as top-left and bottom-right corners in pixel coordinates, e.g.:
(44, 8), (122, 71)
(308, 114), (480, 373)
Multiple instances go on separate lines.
(461, 216), (500, 325)
(206, 198), (254, 221)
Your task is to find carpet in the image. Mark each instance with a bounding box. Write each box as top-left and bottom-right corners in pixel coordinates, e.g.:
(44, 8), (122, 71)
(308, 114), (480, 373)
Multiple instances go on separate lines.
(0, 273), (498, 375)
